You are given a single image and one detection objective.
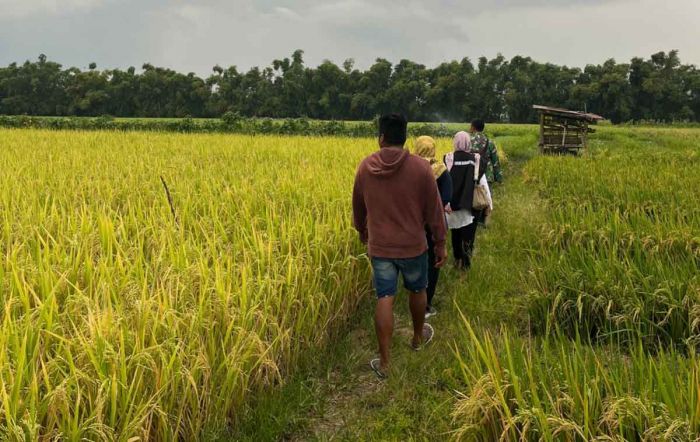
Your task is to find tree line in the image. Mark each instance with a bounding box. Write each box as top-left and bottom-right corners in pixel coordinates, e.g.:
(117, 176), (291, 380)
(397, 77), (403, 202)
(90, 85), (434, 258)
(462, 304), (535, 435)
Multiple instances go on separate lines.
(1, 50), (699, 124)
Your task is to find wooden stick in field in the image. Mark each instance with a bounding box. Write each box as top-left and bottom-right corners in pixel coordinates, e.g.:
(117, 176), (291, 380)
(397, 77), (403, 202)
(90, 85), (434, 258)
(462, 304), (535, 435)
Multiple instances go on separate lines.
(160, 175), (179, 226)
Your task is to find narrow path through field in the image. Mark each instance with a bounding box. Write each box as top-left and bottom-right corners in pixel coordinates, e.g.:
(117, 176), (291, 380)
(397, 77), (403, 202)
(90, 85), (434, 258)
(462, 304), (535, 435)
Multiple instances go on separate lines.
(276, 150), (542, 441)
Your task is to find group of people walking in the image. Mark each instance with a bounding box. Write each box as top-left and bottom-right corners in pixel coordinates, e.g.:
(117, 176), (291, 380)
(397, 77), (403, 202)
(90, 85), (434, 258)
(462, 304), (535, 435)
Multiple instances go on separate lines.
(352, 113), (502, 379)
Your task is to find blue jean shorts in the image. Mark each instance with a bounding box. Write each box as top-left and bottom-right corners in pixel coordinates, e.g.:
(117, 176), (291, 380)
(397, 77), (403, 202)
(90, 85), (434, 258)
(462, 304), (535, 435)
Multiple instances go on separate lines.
(371, 252), (429, 298)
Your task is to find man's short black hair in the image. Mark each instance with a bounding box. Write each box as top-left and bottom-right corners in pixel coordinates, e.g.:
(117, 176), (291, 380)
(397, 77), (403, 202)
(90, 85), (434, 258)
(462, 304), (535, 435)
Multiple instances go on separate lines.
(471, 119), (485, 132)
(378, 113), (408, 146)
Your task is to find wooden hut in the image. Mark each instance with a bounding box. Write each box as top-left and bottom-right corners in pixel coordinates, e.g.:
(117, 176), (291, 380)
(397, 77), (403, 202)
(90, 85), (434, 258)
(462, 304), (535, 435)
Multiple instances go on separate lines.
(533, 105), (604, 154)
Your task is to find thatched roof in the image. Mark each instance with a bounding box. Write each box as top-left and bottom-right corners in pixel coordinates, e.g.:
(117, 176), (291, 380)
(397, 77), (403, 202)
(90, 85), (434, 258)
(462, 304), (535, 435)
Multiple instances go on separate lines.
(532, 105), (604, 122)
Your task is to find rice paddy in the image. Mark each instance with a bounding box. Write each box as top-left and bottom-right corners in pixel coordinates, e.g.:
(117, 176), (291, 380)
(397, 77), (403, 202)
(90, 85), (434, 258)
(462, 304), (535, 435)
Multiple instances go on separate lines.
(0, 130), (372, 439)
(452, 126), (700, 441)
(0, 125), (698, 440)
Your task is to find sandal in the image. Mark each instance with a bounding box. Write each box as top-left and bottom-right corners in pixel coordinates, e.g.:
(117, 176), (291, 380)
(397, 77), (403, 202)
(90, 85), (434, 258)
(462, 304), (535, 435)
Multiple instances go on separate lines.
(411, 323), (435, 351)
(369, 358), (387, 379)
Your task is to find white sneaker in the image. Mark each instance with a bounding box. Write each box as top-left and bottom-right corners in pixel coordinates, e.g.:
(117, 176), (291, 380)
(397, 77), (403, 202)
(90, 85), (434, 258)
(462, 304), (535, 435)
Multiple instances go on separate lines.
(425, 306), (437, 319)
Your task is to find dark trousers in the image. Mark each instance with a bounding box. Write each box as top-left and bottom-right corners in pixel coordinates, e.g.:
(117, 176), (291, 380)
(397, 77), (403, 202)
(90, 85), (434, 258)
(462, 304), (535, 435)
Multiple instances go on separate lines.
(426, 231), (440, 308)
(476, 209), (488, 225)
(451, 220), (478, 269)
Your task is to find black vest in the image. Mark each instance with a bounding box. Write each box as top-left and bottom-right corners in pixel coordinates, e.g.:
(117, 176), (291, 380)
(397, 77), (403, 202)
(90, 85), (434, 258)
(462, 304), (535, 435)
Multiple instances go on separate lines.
(447, 151), (477, 210)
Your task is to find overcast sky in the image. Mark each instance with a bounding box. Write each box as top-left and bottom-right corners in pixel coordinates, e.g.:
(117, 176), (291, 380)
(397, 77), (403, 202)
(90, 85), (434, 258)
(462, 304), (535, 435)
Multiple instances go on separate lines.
(1, 0), (699, 75)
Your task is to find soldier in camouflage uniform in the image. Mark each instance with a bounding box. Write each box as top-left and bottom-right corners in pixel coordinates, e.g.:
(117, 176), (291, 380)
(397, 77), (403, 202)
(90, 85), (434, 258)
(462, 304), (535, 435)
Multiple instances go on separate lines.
(469, 119), (502, 184)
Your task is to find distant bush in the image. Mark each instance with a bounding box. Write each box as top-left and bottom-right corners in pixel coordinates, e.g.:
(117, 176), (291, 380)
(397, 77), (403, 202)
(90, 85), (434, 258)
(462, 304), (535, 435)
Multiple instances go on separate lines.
(620, 119), (700, 128)
(408, 123), (452, 138)
(0, 115), (464, 138)
(221, 111), (242, 128)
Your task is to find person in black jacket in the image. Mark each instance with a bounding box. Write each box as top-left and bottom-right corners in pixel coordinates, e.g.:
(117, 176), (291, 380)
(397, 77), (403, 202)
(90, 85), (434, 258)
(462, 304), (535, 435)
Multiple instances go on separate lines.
(414, 136), (452, 318)
(444, 131), (480, 270)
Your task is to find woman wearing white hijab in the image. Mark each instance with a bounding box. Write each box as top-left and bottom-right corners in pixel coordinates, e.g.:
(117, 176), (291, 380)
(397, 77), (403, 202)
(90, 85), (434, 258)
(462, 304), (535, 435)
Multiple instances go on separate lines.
(444, 131), (486, 270)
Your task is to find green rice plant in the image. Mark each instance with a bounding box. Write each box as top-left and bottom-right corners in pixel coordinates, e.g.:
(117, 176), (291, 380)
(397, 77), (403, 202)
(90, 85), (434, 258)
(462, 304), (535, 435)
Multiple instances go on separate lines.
(524, 128), (700, 347)
(0, 129), (374, 439)
(451, 126), (700, 440)
(452, 317), (700, 441)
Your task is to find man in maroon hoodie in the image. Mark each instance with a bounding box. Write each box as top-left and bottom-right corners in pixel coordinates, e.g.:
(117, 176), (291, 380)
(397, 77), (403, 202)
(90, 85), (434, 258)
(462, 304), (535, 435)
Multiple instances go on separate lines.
(352, 113), (447, 378)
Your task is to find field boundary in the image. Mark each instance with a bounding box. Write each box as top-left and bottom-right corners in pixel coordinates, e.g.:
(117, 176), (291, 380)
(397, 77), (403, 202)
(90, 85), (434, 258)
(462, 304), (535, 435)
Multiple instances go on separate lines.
(0, 115), (460, 138)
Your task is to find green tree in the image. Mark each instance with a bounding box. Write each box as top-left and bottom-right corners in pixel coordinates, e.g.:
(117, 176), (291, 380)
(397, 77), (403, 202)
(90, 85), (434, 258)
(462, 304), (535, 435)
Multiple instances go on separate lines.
(1, 51), (699, 123)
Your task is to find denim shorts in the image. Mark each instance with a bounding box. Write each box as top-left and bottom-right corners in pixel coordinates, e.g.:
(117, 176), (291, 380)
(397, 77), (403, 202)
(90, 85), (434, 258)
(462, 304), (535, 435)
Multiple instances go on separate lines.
(370, 252), (429, 298)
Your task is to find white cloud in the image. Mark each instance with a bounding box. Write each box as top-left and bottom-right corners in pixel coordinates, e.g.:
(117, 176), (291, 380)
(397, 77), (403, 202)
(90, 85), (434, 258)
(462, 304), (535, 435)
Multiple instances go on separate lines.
(0, 0), (698, 75)
(0, 0), (103, 19)
(450, 0), (700, 67)
(273, 6), (302, 21)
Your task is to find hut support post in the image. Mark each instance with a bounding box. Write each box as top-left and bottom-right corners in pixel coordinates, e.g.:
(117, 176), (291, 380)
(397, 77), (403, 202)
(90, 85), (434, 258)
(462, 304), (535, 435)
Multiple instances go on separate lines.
(539, 112), (545, 153)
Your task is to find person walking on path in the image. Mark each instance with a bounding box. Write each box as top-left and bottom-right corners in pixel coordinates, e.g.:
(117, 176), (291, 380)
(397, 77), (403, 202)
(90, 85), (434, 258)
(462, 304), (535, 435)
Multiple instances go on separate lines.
(469, 119), (502, 184)
(414, 136), (452, 318)
(444, 131), (481, 270)
(352, 114), (447, 379)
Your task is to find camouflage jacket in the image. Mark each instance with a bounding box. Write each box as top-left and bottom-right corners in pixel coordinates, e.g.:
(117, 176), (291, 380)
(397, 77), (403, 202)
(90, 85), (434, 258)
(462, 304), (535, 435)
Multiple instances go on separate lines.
(470, 132), (503, 183)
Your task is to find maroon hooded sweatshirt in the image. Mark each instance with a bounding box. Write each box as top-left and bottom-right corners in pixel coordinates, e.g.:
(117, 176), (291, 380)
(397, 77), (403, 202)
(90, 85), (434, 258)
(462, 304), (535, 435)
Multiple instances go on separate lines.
(352, 146), (447, 258)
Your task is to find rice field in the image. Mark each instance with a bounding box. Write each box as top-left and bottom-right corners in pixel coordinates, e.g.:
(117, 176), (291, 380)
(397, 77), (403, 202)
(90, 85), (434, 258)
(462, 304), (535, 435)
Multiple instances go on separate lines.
(452, 321), (700, 441)
(526, 128), (700, 347)
(0, 125), (698, 440)
(0, 130), (373, 439)
(452, 127), (700, 441)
